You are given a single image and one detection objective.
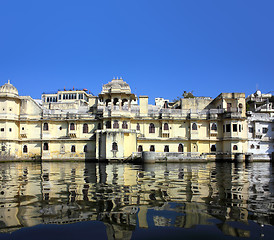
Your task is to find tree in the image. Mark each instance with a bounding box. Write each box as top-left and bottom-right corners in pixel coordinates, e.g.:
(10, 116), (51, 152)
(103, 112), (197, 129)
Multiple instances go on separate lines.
(182, 91), (195, 98)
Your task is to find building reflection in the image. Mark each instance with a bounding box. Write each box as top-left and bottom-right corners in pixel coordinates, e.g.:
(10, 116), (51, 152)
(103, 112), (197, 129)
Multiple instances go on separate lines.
(0, 161), (274, 238)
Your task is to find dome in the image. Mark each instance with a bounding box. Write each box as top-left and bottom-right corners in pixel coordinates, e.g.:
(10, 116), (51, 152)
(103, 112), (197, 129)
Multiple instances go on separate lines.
(255, 90), (262, 96)
(101, 77), (131, 94)
(0, 80), (18, 96)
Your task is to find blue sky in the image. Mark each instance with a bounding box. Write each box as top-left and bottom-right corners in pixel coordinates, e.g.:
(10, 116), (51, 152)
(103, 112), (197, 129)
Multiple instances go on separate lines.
(0, 0), (273, 102)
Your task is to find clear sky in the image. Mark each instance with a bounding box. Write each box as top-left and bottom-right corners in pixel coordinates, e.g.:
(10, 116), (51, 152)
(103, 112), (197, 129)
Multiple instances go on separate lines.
(0, 0), (273, 102)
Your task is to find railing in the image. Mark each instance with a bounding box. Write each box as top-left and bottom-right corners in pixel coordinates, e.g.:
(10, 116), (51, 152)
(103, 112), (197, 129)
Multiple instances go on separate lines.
(42, 113), (92, 119)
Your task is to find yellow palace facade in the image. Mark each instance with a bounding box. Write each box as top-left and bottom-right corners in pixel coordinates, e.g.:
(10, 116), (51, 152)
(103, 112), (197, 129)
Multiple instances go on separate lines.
(0, 78), (248, 162)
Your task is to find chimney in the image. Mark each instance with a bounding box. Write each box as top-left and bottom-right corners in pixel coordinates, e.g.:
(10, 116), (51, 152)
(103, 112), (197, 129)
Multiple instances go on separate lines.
(139, 96), (148, 116)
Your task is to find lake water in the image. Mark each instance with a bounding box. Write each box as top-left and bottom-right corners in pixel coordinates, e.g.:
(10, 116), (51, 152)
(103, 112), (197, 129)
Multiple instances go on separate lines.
(0, 161), (274, 240)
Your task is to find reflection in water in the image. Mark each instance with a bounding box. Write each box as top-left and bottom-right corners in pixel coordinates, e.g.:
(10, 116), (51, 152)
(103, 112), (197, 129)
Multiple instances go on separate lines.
(0, 162), (274, 239)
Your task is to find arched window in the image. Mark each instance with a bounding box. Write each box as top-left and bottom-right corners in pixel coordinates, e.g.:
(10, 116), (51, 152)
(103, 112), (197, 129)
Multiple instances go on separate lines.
(164, 123), (169, 130)
(84, 145), (87, 152)
(23, 145), (28, 153)
(83, 123), (88, 133)
(113, 120), (119, 129)
(70, 123), (75, 130)
(211, 123), (217, 131)
(113, 98), (119, 106)
(106, 121), (111, 129)
(149, 123), (155, 133)
(71, 145), (76, 152)
(233, 145), (238, 151)
(192, 123), (197, 130)
(112, 142), (118, 151)
(105, 99), (111, 106)
(164, 145), (169, 152)
(122, 121), (128, 129)
(43, 123), (48, 131)
(138, 145), (143, 152)
(43, 143), (49, 151)
(150, 145), (155, 152)
(251, 144), (255, 149)
(211, 145), (216, 152)
(122, 99), (128, 106)
(178, 143), (184, 152)
(136, 123), (140, 131)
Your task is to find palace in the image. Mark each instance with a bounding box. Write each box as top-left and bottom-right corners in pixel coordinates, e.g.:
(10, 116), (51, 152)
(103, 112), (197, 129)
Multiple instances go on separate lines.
(0, 78), (273, 162)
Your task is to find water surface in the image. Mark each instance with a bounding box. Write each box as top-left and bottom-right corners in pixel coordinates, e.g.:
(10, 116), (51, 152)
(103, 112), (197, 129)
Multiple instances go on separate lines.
(0, 161), (274, 239)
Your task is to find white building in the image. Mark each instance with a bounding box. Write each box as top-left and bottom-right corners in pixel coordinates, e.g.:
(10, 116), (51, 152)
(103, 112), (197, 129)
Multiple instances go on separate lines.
(246, 91), (274, 160)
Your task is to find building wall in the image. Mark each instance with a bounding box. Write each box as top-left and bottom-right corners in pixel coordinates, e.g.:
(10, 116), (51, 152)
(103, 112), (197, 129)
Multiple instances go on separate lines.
(2, 79), (271, 161)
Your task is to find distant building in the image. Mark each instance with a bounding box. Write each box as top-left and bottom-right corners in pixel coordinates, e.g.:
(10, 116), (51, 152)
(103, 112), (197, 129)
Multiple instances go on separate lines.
(246, 90), (274, 160)
(0, 77), (269, 162)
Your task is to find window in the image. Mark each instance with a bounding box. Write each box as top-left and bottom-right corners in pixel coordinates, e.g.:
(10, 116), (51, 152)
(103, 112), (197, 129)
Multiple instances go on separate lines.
(0, 128), (4, 132)
(262, 128), (268, 134)
(239, 103), (243, 108)
(98, 123), (102, 130)
(84, 145), (87, 152)
(122, 99), (128, 106)
(1, 146), (5, 151)
(211, 123), (217, 131)
(138, 145), (143, 152)
(192, 123), (197, 130)
(149, 123), (155, 133)
(249, 127), (253, 133)
(150, 145), (155, 152)
(256, 145), (260, 149)
(122, 121), (128, 129)
(250, 144), (255, 149)
(223, 125), (225, 133)
(211, 145), (216, 152)
(59, 126), (62, 130)
(164, 145), (169, 152)
(112, 142), (118, 151)
(226, 124), (231, 132)
(113, 120), (119, 129)
(178, 144), (184, 152)
(105, 99), (111, 106)
(136, 123), (140, 131)
(83, 123), (88, 133)
(70, 123), (75, 130)
(239, 125), (241, 132)
(43, 123), (48, 131)
(233, 145), (238, 151)
(113, 98), (119, 106)
(164, 123), (169, 130)
(71, 145), (76, 152)
(106, 121), (111, 129)
(22, 127), (25, 131)
(233, 124), (237, 132)
(9, 128), (12, 132)
(43, 143), (49, 151)
(23, 145), (28, 153)
(227, 103), (232, 112)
